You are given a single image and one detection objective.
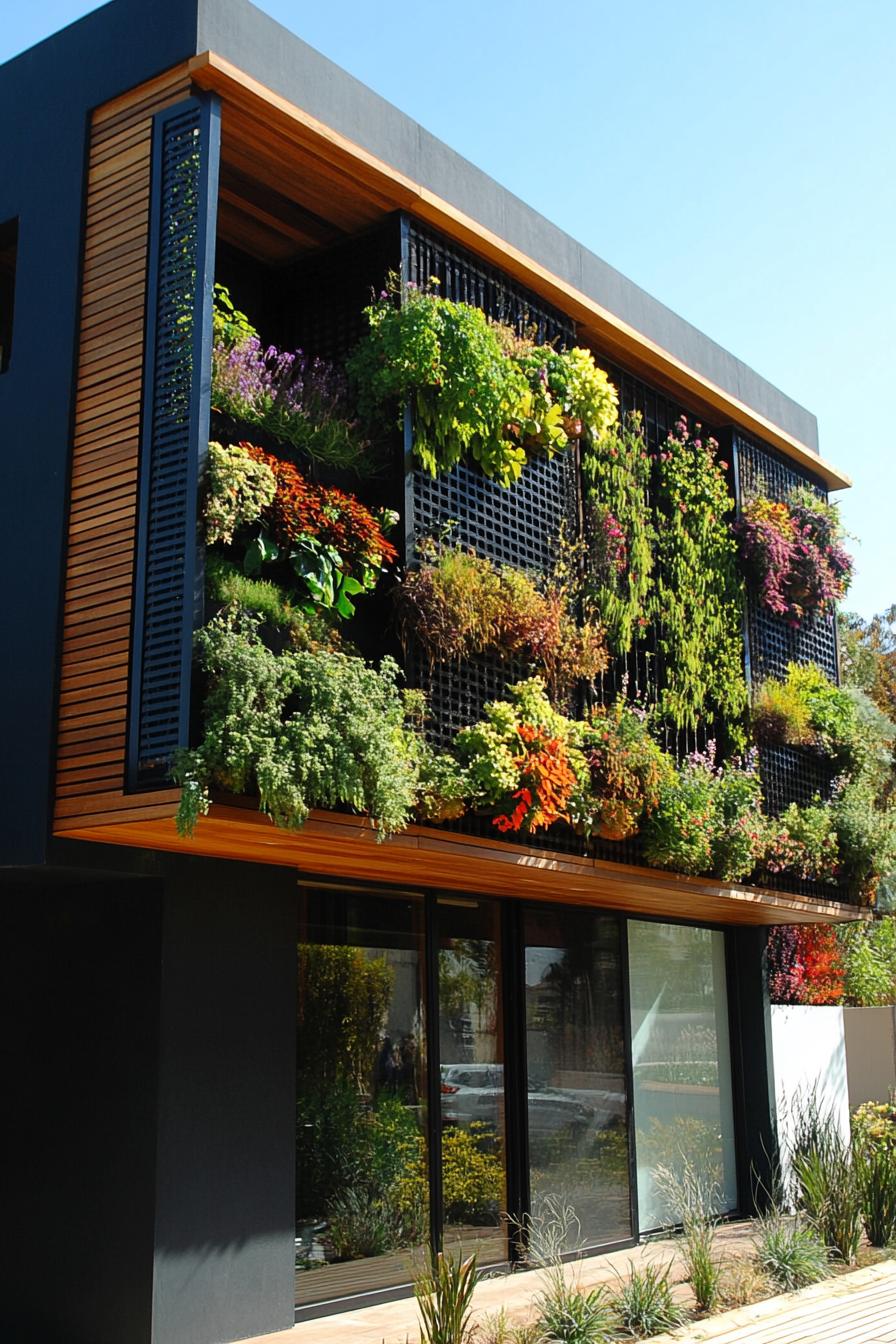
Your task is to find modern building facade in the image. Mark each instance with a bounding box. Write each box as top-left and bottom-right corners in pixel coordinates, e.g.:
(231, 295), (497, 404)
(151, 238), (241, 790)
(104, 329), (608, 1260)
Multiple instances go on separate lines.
(1, 4), (857, 1342)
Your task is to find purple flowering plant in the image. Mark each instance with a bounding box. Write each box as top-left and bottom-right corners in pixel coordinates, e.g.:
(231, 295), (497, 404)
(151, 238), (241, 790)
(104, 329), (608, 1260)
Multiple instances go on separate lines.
(211, 286), (375, 474)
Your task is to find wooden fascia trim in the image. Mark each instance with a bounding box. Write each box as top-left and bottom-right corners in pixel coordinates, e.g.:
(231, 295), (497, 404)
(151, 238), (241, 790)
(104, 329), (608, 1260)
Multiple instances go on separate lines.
(187, 50), (851, 492)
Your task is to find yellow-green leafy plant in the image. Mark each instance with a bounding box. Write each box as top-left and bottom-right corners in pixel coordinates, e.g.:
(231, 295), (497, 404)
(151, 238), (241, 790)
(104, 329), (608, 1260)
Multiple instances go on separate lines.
(578, 697), (672, 841)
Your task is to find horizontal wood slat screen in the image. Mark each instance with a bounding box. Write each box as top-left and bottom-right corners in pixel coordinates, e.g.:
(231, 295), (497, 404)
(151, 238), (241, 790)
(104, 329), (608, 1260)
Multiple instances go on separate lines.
(54, 65), (192, 831)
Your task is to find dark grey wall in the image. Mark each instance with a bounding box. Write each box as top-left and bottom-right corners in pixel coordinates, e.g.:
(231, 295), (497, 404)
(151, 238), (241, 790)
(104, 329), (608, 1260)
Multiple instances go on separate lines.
(0, 0), (200, 868)
(150, 855), (296, 1344)
(197, 0), (819, 454)
(728, 925), (778, 1211)
(2, 871), (162, 1343)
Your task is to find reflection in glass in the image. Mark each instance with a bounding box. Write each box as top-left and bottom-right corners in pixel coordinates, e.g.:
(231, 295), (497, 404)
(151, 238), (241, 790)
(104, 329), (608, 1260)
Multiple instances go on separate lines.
(628, 921), (737, 1231)
(523, 909), (632, 1249)
(295, 890), (427, 1306)
(437, 898), (506, 1263)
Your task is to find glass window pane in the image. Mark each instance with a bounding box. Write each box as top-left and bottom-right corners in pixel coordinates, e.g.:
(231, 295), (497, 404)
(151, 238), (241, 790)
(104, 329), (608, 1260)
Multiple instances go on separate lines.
(438, 896), (507, 1264)
(628, 922), (737, 1231)
(523, 908), (632, 1249)
(295, 890), (428, 1306)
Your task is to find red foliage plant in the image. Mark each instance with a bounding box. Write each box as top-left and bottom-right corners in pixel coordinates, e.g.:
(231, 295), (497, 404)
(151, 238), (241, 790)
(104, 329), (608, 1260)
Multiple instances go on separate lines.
(244, 443), (397, 573)
(767, 924), (845, 1005)
(493, 724), (578, 834)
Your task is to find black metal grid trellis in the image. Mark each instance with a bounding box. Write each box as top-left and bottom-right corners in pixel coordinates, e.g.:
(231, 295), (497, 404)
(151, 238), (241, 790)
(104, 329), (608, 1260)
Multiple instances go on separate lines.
(733, 429), (840, 820)
(403, 221), (580, 746)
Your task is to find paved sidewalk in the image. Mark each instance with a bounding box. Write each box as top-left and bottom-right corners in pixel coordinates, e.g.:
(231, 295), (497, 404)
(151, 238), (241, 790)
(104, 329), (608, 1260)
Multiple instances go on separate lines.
(245, 1222), (756, 1344)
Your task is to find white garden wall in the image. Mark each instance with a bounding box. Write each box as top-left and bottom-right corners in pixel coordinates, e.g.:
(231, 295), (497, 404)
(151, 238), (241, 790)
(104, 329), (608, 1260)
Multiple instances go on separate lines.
(770, 1005), (850, 1179)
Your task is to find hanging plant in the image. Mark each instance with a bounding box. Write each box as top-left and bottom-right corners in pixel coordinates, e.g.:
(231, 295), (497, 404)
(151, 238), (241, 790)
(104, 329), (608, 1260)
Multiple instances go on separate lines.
(735, 487), (853, 626)
(581, 411), (654, 654)
(211, 285), (374, 473)
(203, 440), (398, 620)
(396, 540), (608, 703)
(651, 417), (747, 731)
(348, 279), (618, 485)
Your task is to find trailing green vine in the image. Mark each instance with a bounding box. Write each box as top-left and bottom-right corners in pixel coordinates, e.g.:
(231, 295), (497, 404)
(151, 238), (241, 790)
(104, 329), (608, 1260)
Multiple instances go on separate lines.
(581, 411), (654, 654)
(651, 417), (747, 732)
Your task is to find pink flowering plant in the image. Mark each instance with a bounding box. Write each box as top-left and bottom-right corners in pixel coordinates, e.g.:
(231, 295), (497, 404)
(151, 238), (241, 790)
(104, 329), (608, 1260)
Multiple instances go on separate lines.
(211, 285), (374, 473)
(642, 741), (764, 881)
(758, 799), (840, 885)
(735, 486), (852, 626)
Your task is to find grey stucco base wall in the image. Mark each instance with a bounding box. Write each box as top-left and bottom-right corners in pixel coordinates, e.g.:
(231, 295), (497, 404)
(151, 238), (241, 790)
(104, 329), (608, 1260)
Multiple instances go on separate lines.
(151, 856), (297, 1344)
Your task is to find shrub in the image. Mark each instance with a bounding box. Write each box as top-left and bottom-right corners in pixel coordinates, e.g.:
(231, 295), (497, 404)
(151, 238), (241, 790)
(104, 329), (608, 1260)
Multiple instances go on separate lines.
(578, 698), (672, 841)
(759, 800), (840, 886)
(753, 1214), (829, 1290)
(397, 542), (608, 702)
(204, 440), (277, 545)
(642, 743), (763, 882)
(415, 1249), (479, 1344)
(767, 925), (846, 1005)
(752, 676), (814, 748)
(327, 1185), (410, 1260)
(172, 614), (421, 836)
(442, 1123), (504, 1225)
(851, 1098), (896, 1154)
(832, 777), (896, 905)
(610, 1261), (686, 1338)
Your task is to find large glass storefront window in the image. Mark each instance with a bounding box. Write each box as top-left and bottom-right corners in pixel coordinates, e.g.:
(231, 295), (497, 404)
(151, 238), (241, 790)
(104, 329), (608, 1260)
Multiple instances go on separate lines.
(523, 908), (632, 1249)
(437, 897), (507, 1263)
(628, 921), (737, 1231)
(295, 889), (428, 1306)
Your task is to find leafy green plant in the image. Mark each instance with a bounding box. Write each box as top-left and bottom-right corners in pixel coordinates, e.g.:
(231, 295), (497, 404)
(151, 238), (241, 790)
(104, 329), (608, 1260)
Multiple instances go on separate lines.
(832, 776), (896, 905)
(212, 282), (257, 348)
(415, 1249), (479, 1344)
(327, 1185), (410, 1260)
(205, 440), (277, 545)
(581, 412), (654, 655)
(651, 417), (747, 732)
(205, 555), (351, 653)
(851, 1098), (896, 1154)
(752, 676), (814, 748)
(442, 1123), (504, 1225)
(610, 1261), (686, 1338)
(172, 614), (421, 836)
(753, 1214), (830, 1290)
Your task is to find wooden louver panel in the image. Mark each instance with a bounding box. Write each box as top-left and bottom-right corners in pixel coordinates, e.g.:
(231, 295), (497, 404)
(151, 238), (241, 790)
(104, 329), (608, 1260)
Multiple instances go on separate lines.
(55, 66), (193, 831)
(128, 95), (220, 787)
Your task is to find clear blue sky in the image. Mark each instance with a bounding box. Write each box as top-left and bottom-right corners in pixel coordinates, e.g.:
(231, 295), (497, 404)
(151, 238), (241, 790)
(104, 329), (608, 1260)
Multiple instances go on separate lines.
(5, 0), (894, 618)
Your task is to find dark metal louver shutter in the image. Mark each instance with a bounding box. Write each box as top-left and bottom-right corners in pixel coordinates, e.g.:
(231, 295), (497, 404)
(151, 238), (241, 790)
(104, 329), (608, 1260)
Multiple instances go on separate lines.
(127, 94), (221, 788)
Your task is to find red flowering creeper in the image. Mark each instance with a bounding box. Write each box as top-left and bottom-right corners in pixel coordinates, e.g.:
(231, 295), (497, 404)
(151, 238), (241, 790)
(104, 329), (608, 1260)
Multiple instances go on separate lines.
(494, 724), (578, 833)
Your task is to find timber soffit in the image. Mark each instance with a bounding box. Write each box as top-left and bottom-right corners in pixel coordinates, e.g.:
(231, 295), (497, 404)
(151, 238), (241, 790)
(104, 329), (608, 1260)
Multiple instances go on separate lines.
(188, 50), (851, 492)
